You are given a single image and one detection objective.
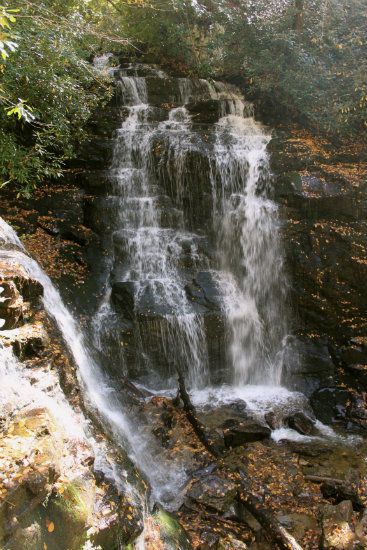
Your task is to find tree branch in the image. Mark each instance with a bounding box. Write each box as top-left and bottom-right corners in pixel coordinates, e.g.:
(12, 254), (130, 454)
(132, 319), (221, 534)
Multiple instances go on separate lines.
(174, 364), (220, 459)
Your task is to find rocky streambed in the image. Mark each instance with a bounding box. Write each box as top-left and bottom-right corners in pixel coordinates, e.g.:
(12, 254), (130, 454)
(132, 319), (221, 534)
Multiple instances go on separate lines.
(0, 244), (366, 550)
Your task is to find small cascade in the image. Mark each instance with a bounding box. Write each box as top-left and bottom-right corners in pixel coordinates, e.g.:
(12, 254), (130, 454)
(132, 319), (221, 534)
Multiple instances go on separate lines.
(93, 72), (210, 389)
(0, 222), (186, 504)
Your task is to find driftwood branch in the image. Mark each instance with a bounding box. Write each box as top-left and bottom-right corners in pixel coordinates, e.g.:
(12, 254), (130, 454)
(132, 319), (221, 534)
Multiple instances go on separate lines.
(237, 469), (304, 550)
(305, 475), (344, 485)
(174, 365), (219, 458)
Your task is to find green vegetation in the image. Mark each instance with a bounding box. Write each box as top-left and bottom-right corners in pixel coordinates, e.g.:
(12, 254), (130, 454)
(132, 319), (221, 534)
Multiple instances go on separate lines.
(120, 1), (367, 138)
(0, 1), (365, 195)
(0, 1), (121, 196)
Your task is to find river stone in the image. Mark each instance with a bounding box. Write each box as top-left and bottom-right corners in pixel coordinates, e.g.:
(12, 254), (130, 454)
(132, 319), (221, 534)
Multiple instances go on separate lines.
(264, 411), (281, 430)
(186, 474), (237, 513)
(321, 501), (356, 550)
(284, 411), (315, 435)
(221, 419), (271, 448)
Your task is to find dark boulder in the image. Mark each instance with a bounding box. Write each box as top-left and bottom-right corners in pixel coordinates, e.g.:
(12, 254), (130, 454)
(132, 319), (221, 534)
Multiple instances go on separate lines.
(284, 411), (315, 435)
(220, 419), (271, 448)
(111, 281), (136, 320)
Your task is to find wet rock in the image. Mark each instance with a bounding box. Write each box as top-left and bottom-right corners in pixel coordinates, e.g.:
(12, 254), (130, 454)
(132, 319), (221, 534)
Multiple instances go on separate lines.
(111, 280), (136, 320)
(186, 99), (223, 123)
(321, 474), (367, 510)
(221, 419), (271, 448)
(264, 412), (281, 430)
(0, 280), (23, 329)
(310, 387), (350, 425)
(284, 411), (316, 435)
(198, 531), (220, 549)
(185, 272), (221, 313)
(285, 440), (331, 457)
(11, 324), (48, 359)
(186, 474), (237, 513)
(355, 508), (367, 546)
(5, 522), (42, 550)
(342, 345), (367, 366)
(0, 264), (43, 332)
(142, 503), (193, 550)
(286, 513), (321, 543)
(47, 475), (96, 549)
(120, 379), (151, 402)
(218, 537), (248, 550)
(145, 76), (183, 105)
(321, 501), (356, 550)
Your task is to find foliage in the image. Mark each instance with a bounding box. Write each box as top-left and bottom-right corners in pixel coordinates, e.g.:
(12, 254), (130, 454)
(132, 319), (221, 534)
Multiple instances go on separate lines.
(0, 0), (117, 196)
(1, 0), (365, 196)
(210, 0), (367, 137)
(120, 0), (367, 138)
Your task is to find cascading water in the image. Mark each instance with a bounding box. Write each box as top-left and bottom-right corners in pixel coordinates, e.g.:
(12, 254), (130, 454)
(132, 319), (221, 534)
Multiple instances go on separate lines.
(0, 222), (186, 506)
(212, 115), (288, 386)
(93, 72), (210, 389)
(0, 66), (360, 544)
(92, 64), (289, 394)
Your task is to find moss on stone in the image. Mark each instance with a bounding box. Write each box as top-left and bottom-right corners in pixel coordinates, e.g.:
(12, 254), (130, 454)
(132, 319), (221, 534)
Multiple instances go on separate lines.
(151, 503), (192, 550)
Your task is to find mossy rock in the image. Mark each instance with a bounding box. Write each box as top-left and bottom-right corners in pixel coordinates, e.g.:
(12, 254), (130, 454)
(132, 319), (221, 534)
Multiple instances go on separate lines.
(4, 521), (42, 550)
(45, 476), (95, 550)
(148, 503), (192, 550)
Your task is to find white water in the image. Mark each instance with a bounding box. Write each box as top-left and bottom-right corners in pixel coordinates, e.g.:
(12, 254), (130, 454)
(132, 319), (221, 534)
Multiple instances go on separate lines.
(94, 75), (210, 388)
(0, 63), (360, 522)
(87, 67), (293, 423)
(0, 217), (24, 248)
(0, 227), (185, 504)
(212, 115), (287, 385)
(0, 69), (296, 507)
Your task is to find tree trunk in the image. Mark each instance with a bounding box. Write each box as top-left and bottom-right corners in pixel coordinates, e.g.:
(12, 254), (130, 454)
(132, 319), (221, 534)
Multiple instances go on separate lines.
(294, 0), (304, 31)
(175, 365), (220, 458)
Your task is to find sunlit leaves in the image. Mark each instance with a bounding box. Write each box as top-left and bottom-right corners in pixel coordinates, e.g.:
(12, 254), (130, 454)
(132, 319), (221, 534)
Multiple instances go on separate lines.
(5, 99), (35, 122)
(0, 0), (114, 194)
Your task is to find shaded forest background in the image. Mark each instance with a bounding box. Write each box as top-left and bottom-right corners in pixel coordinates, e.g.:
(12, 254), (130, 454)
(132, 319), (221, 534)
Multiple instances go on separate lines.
(0, 0), (366, 196)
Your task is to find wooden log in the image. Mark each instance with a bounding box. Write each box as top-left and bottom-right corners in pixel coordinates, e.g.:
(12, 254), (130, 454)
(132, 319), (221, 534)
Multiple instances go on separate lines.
(174, 365), (220, 458)
(236, 469), (304, 550)
(304, 475), (344, 485)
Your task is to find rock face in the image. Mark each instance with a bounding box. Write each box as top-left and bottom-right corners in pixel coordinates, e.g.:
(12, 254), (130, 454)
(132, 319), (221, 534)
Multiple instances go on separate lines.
(271, 127), (367, 431)
(1, 65), (365, 433)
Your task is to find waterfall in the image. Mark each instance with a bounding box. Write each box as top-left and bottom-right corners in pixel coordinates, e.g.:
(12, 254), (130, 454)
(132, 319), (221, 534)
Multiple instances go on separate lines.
(91, 65), (288, 392)
(0, 66), (299, 511)
(93, 73), (210, 389)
